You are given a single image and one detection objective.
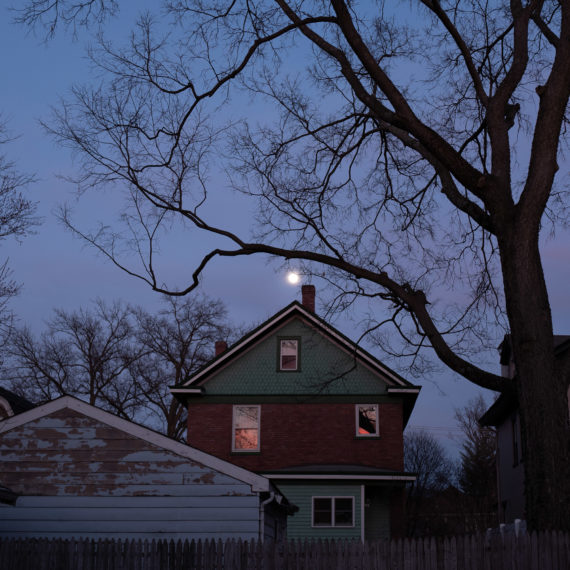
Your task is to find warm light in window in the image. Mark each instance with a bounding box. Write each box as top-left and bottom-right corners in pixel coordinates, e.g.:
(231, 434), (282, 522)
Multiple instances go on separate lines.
(356, 404), (378, 436)
(280, 339), (298, 370)
(233, 406), (260, 451)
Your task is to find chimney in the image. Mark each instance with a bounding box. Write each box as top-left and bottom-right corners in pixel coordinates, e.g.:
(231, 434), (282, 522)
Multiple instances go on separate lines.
(301, 285), (315, 313)
(215, 340), (227, 356)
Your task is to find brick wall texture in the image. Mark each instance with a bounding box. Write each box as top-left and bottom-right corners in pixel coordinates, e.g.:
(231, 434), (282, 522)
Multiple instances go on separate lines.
(187, 402), (404, 472)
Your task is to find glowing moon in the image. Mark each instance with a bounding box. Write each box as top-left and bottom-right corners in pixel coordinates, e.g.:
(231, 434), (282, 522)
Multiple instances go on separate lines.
(287, 271), (300, 284)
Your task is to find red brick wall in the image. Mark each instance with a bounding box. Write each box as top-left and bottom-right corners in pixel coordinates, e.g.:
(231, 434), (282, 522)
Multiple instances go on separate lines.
(187, 402), (404, 472)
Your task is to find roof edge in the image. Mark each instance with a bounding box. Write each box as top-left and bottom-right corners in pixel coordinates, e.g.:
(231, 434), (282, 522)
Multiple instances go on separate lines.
(262, 473), (416, 482)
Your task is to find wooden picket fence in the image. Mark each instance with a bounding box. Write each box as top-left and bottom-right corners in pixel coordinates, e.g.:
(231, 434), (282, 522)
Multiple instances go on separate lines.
(0, 531), (568, 569)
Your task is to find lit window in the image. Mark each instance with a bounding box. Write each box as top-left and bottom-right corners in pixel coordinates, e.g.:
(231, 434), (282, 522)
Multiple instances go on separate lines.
(312, 497), (354, 527)
(280, 339), (298, 370)
(233, 405), (260, 451)
(356, 404), (379, 437)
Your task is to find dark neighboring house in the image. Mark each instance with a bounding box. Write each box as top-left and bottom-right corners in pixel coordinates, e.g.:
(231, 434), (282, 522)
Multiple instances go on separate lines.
(0, 395), (292, 541)
(171, 286), (420, 540)
(479, 334), (570, 524)
(0, 387), (35, 419)
(0, 388), (36, 505)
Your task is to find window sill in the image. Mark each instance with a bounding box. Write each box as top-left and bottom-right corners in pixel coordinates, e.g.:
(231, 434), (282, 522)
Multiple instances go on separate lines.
(231, 451), (261, 455)
(354, 435), (380, 440)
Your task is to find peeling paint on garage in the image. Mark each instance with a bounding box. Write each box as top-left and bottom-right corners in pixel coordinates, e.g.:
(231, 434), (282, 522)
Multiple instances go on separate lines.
(0, 396), (290, 541)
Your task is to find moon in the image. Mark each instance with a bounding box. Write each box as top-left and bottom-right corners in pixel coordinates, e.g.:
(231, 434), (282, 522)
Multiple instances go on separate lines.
(287, 271), (300, 285)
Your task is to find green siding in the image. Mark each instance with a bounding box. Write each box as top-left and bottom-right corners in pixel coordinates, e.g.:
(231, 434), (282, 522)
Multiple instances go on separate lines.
(203, 319), (388, 396)
(276, 482), (362, 540)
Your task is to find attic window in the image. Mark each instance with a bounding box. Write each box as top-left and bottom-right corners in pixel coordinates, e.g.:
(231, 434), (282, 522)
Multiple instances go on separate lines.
(279, 339), (299, 371)
(356, 404), (379, 437)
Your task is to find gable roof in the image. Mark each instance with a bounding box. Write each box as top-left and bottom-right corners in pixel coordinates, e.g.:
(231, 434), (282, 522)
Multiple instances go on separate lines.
(0, 395), (274, 493)
(171, 301), (420, 397)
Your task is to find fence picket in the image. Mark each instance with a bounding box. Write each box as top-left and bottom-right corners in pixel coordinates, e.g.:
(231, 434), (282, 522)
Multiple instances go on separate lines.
(558, 532), (570, 568)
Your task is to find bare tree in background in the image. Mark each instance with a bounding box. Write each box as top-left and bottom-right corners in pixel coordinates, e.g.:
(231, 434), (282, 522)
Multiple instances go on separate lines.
(455, 396), (497, 529)
(7, 300), (142, 419)
(5, 296), (230, 438)
(132, 295), (230, 440)
(15, 0), (570, 529)
(0, 118), (37, 343)
(404, 430), (455, 536)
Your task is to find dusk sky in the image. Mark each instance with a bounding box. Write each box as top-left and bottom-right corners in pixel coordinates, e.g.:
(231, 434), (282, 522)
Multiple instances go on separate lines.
(2, 3), (569, 457)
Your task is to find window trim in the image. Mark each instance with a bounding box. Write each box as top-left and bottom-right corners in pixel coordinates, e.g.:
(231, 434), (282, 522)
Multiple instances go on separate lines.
(277, 336), (301, 372)
(355, 404), (379, 438)
(232, 405), (261, 453)
(311, 496), (355, 528)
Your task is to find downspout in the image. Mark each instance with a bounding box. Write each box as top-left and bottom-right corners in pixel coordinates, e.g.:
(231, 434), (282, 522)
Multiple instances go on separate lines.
(259, 492), (275, 543)
(361, 485), (365, 543)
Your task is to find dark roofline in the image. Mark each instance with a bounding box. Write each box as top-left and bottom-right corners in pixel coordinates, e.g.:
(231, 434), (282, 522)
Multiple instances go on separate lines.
(0, 387), (35, 416)
(479, 391), (517, 427)
(484, 333), (570, 426)
(554, 335), (570, 356)
(261, 463), (416, 482)
(499, 333), (570, 363)
(260, 464), (414, 476)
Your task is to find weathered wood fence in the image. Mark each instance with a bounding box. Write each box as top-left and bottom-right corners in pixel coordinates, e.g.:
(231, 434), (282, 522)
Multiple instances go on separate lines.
(0, 532), (568, 569)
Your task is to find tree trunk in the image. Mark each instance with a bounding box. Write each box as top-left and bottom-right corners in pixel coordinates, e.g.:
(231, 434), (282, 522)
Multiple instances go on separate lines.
(499, 229), (570, 531)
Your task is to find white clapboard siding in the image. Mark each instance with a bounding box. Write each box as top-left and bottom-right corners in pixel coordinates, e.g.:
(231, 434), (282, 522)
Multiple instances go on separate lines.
(0, 397), (281, 541)
(14, 496), (258, 508)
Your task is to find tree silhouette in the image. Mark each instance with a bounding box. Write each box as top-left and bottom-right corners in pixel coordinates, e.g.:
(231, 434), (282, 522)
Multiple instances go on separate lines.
(5, 296), (230, 439)
(16, 0), (570, 529)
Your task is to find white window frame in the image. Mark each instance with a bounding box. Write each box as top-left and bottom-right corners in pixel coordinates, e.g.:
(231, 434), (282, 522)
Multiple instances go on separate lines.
(312, 496), (355, 528)
(355, 404), (379, 437)
(232, 405), (261, 452)
(279, 338), (299, 371)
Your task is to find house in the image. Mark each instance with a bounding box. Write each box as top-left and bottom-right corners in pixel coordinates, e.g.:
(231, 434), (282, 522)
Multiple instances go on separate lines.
(0, 387), (35, 419)
(0, 388), (35, 507)
(171, 286), (420, 540)
(479, 334), (570, 524)
(0, 395), (292, 541)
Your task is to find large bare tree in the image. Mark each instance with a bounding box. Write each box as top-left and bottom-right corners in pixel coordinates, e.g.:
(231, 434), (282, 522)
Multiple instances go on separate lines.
(17, 0), (570, 529)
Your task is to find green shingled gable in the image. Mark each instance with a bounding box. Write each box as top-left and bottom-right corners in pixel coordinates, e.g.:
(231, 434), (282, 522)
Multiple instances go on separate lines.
(201, 317), (389, 396)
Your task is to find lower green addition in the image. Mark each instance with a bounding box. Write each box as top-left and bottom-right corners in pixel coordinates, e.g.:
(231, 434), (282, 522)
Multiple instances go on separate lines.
(277, 481), (361, 540)
(275, 481), (390, 541)
(276, 481), (393, 541)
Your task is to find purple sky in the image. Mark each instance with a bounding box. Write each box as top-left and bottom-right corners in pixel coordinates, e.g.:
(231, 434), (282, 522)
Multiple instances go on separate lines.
(2, 5), (569, 457)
